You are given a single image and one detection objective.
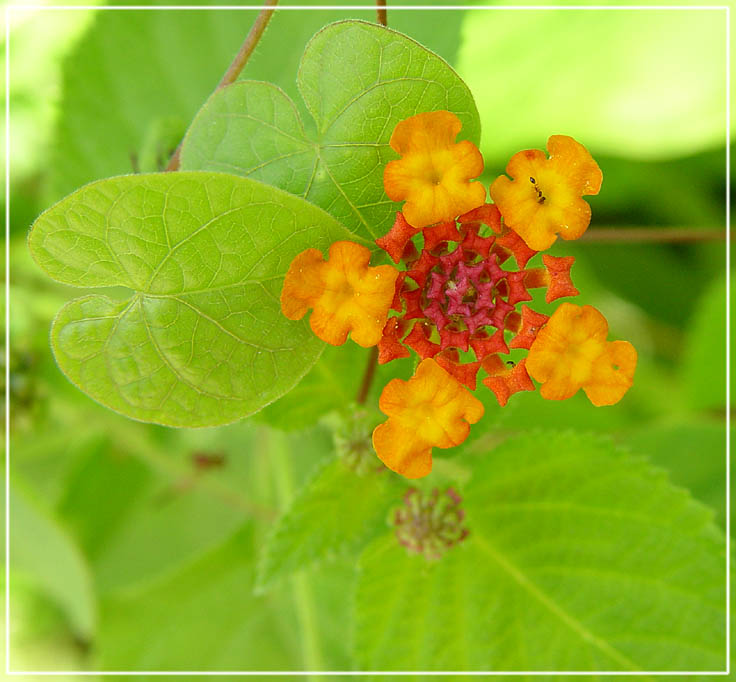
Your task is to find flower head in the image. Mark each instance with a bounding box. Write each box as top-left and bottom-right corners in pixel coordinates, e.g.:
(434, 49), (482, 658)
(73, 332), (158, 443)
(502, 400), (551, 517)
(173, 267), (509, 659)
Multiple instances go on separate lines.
(384, 110), (486, 228)
(376, 205), (578, 393)
(280, 241), (399, 347)
(279, 114), (635, 480)
(526, 302), (637, 406)
(490, 135), (602, 251)
(373, 358), (484, 478)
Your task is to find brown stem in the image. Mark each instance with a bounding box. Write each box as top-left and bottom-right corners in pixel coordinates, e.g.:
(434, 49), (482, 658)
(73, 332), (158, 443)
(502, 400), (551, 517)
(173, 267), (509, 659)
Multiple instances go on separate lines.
(376, 0), (387, 27)
(356, 346), (379, 405)
(579, 227), (726, 244)
(166, 0), (280, 172)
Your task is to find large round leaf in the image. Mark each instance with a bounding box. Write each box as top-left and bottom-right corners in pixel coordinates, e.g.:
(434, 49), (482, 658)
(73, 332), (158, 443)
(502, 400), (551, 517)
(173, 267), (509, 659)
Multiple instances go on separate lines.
(29, 171), (354, 427)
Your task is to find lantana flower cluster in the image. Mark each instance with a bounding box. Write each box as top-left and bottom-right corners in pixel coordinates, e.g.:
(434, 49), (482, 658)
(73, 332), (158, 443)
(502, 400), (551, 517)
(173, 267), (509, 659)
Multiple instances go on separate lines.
(281, 110), (637, 479)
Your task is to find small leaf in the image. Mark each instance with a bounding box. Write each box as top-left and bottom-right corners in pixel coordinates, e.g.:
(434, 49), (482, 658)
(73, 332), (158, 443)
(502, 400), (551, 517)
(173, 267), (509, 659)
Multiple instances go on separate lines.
(256, 457), (400, 591)
(181, 20), (480, 241)
(29, 171), (353, 427)
(354, 432), (726, 671)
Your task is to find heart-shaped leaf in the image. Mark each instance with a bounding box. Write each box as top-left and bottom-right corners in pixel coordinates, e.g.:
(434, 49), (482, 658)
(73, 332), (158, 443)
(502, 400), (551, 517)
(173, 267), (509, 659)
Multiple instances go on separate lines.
(29, 171), (353, 427)
(180, 20), (481, 241)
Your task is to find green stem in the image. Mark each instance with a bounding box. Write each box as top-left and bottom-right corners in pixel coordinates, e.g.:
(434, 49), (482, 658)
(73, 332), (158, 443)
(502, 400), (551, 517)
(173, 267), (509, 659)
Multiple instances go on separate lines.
(580, 227), (725, 243)
(268, 429), (324, 678)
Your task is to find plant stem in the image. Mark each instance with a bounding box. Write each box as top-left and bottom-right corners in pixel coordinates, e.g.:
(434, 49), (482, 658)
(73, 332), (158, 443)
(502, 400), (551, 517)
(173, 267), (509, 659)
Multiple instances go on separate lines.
(356, 346), (379, 405)
(269, 430), (323, 679)
(166, 0), (279, 172)
(215, 0), (280, 92)
(580, 227), (725, 243)
(376, 0), (388, 26)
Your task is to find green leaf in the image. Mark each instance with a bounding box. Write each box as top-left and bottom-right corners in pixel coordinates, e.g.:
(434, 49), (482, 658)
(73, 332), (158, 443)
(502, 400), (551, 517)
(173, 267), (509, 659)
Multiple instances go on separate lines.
(29, 171), (352, 427)
(457, 9), (728, 163)
(53, 434), (251, 595)
(98, 524), (299, 670)
(259, 337), (414, 432)
(56, 436), (152, 560)
(354, 432), (725, 671)
(10, 481), (97, 639)
(258, 343), (366, 431)
(46, 5), (470, 206)
(46, 8), (257, 202)
(625, 420), (729, 530)
(681, 272), (731, 411)
(181, 20), (481, 241)
(256, 457), (400, 591)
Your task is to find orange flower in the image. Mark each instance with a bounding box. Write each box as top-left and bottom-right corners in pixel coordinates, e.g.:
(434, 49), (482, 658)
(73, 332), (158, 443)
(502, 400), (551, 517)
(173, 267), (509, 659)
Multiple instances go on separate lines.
(490, 135), (602, 251)
(373, 359), (484, 478)
(383, 111), (486, 228)
(280, 241), (399, 347)
(526, 302), (636, 406)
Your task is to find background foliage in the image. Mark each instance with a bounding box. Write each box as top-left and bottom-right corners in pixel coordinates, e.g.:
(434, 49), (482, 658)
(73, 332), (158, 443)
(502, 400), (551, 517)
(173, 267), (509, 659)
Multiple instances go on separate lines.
(5, 0), (731, 675)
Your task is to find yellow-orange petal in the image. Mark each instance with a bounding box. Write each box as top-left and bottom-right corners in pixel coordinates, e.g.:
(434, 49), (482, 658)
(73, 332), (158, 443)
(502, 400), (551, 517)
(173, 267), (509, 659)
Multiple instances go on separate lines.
(526, 302), (636, 406)
(389, 109), (462, 155)
(383, 110), (485, 228)
(548, 135), (602, 195)
(373, 419), (433, 479)
(280, 241), (399, 348)
(280, 249), (326, 320)
(373, 359), (484, 478)
(583, 340), (637, 406)
(490, 135), (602, 251)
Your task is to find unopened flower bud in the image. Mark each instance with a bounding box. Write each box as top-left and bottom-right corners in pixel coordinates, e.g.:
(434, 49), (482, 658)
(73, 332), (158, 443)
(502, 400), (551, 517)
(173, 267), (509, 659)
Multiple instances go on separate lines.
(333, 406), (385, 475)
(393, 487), (468, 560)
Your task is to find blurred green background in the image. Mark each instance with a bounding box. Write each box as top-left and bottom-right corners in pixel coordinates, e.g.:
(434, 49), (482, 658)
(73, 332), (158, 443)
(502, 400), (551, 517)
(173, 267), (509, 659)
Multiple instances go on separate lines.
(4, 0), (731, 674)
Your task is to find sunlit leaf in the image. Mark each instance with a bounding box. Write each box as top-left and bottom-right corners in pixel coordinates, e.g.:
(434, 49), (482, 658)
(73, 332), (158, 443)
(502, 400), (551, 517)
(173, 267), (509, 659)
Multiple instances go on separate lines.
(29, 171), (352, 427)
(458, 9), (728, 163)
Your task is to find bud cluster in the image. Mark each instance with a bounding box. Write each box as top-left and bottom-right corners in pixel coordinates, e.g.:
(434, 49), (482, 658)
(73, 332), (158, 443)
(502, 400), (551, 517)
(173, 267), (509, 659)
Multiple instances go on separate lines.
(333, 407), (385, 475)
(393, 487), (469, 560)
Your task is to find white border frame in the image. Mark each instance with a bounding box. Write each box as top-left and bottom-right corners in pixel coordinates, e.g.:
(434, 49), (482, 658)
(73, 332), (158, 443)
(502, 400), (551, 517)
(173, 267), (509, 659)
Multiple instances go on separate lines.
(4, 3), (731, 676)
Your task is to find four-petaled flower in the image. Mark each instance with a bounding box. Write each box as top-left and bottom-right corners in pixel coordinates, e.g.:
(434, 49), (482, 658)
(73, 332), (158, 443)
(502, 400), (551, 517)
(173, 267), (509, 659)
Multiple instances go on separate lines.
(373, 359), (484, 478)
(490, 135), (602, 251)
(383, 110), (486, 228)
(279, 110), (636, 479)
(280, 241), (399, 347)
(526, 302), (637, 406)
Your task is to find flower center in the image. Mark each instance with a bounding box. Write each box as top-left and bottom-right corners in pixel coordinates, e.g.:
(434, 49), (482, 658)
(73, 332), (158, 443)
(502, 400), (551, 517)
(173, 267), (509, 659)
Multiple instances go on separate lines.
(529, 176), (547, 204)
(421, 244), (498, 334)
